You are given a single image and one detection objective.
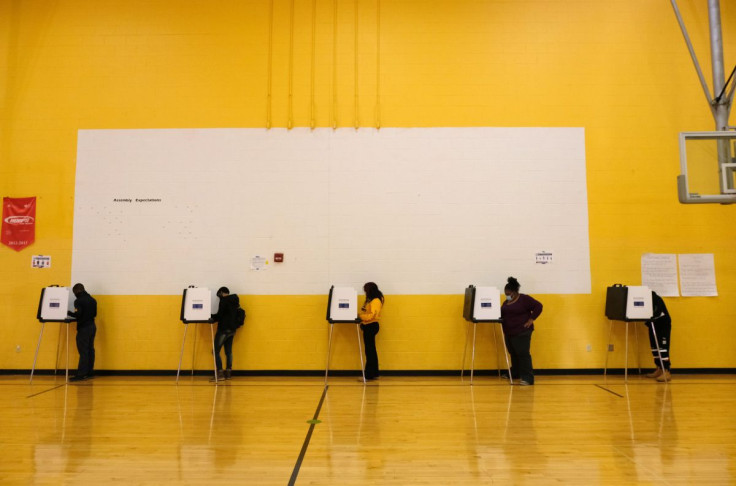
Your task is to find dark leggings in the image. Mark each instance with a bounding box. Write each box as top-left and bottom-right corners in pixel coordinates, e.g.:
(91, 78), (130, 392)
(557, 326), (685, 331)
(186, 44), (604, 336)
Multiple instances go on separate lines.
(504, 330), (534, 384)
(214, 329), (234, 371)
(647, 319), (672, 371)
(76, 324), (96, 377)
(360, 322), (380, 379)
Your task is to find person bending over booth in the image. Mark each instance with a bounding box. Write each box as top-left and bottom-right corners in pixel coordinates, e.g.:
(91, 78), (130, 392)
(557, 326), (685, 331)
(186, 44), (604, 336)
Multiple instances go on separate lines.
(501, 277), (543, 386)
(67, 283), (98, 382)
(210, 287), (242, 381)
(644, 291), (672, 382)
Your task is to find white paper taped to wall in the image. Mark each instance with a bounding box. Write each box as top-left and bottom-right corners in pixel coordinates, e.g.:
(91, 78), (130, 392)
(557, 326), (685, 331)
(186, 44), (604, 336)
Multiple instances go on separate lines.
(72, 127), (591, 295)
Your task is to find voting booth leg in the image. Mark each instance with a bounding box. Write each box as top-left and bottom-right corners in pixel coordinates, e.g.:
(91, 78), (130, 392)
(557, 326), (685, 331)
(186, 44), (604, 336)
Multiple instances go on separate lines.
(176, 323), (190, 383)
(604, 320), (613, 382)
(324, 324), (334, 384)
(460, 322), (471, 379)
(470, 323), (478, 384)
(649, 323), (668, 383)
(209, 323), (218, 384)
(634, 323), (642, 375)
(29, 323), (46, 384)
(492, 326), (499, 377)
(356, 324), (366, 384)
(498, 326), (513, 385)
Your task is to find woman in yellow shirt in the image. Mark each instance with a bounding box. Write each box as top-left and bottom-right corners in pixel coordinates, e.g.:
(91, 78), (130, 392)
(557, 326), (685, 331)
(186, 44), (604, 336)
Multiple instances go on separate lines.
(359, 282), (384, 381)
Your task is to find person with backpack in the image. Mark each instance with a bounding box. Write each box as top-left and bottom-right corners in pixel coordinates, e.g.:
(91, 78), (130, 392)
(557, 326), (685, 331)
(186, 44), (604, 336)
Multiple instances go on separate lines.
(210, 286), (244, 381)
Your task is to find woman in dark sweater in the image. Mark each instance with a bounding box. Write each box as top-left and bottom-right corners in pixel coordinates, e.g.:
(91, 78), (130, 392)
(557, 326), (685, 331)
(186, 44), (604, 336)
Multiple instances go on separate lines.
(500, 277), (543, 386)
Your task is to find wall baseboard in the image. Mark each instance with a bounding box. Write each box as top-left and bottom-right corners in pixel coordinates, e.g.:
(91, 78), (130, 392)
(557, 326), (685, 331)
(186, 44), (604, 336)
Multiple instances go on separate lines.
(4, 368), (735, 377)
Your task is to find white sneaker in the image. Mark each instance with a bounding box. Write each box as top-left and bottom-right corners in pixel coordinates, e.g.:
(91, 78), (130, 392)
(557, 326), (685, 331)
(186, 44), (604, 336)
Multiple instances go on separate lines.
(519, 380), (532, 386)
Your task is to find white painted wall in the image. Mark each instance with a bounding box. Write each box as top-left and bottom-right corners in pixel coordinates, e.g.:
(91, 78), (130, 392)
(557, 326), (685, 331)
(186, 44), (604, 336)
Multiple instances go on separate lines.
(72, 127), (590, 295)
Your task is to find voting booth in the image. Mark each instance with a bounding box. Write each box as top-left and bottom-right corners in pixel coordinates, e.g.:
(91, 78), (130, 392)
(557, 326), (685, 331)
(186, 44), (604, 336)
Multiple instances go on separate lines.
(460, 286), (511, 385)
(177, 287), (219, 383)
(603, 284), (664, 381)
(325, 286), (364, 383)
(31, 286), (75, 383)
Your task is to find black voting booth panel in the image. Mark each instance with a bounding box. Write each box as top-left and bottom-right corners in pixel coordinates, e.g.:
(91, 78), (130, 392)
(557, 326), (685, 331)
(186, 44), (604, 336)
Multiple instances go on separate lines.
(462, 285), (475, 322)
(605, 284), (628, 321)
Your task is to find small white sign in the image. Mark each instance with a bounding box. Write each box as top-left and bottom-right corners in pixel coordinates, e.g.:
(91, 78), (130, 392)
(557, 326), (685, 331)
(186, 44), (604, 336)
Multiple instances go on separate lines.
(535, 251), (553, 264)
(32, 255), (51, 269)
(250, 255), (269, 271)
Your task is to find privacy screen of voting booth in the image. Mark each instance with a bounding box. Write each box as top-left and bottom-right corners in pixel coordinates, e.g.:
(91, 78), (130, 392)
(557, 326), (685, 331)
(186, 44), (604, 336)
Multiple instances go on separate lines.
(180, 287), (212, 323)
(37, 286), (73, 322)
(463, 285), (502, 322)
(326, 286), (359, 323)
(605, 284), (654, 321)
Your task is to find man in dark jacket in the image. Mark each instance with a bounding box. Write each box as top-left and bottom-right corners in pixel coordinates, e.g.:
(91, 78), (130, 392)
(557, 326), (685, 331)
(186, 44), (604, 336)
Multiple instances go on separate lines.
(67, 283), (97, 382)
(210, 287), (241, 381)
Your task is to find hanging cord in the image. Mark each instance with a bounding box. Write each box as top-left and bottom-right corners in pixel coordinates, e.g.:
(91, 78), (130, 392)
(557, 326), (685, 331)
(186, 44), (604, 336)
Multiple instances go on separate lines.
(375, 0), (381, 129)
(310, 0), (317, 129)
(332, 0), (338, 129)
(266, 0), (274, 129)
(714, 64), (736, 104)
(287, 0), (295, 129)
(354, 0), (359, 129)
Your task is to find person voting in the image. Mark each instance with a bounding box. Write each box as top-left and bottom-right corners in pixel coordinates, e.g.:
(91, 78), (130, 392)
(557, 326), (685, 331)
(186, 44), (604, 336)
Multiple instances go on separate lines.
(67, 283), (98, 382)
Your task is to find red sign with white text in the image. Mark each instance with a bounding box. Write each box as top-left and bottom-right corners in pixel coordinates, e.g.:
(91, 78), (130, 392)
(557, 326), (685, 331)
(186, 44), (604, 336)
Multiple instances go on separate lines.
(2, 197), (36, 251)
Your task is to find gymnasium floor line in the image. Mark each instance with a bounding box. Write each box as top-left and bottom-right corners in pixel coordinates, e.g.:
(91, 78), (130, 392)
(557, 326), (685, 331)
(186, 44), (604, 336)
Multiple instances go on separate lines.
(288, 384), (329, 486)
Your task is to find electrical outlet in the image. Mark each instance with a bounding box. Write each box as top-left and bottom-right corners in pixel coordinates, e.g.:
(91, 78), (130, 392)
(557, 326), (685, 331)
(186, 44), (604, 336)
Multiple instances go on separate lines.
(608, 344), (614, 352)
(586, 344), (592, 352)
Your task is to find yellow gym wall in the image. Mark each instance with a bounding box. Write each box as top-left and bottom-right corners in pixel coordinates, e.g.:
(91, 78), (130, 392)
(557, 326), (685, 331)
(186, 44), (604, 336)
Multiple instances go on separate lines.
(1, 0), (735, 372)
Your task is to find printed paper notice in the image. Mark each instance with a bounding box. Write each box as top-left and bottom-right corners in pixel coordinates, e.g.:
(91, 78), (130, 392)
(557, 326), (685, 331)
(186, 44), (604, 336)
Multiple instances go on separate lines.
(31, 255), (51, 269)
(678, 253), (717, 297)
(250, 255), (268, 271)
(641, 253), (678, 296)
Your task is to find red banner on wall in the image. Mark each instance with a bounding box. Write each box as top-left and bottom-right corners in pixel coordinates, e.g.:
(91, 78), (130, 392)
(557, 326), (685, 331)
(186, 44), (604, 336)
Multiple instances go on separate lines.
(2, 197), (36, 251)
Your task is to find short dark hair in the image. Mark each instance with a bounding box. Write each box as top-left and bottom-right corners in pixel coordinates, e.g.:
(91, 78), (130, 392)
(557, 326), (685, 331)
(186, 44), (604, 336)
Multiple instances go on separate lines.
(217, 286), (230, 296)
(504, 277), (520, 293)
(72, 283), (85, 294)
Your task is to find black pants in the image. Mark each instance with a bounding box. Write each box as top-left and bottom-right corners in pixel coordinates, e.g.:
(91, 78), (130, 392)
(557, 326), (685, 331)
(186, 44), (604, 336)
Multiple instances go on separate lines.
(360, 322), (380, 379)
(504, 330), (534, 384)
(647, 318), (671, 371)
(214, 329), (235, 371)
(76, 324), (96, 377)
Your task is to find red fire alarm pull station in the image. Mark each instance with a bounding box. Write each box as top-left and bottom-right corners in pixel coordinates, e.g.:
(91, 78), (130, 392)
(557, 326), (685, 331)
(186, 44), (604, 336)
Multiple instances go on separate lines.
(274, 253), (284, 263)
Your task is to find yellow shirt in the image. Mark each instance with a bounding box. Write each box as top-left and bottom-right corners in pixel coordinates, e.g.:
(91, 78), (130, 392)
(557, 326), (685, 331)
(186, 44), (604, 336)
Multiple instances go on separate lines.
(359, 298), (382, 324)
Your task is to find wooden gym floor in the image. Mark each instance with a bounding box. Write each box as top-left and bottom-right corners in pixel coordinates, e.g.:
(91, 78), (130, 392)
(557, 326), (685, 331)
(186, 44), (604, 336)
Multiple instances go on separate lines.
(1, 375), (734, 485)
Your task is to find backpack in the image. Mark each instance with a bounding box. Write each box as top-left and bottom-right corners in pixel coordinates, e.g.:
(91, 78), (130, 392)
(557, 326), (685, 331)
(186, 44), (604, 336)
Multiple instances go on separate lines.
(235, 307), (246, 328)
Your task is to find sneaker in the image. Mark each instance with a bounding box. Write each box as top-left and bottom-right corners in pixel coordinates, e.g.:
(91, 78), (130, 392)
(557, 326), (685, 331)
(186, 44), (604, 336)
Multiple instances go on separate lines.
(224, 370), (232, 380)
(69, 375), (86, 383)
(656, 370), (671, 382)
(209, 371), (225, 383)
(646, 368), (663, 379)
(519, 380), (532, 386)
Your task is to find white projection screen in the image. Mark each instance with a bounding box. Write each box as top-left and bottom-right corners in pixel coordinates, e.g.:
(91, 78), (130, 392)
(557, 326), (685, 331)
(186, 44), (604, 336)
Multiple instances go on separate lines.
(72, 127), (590, 296)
